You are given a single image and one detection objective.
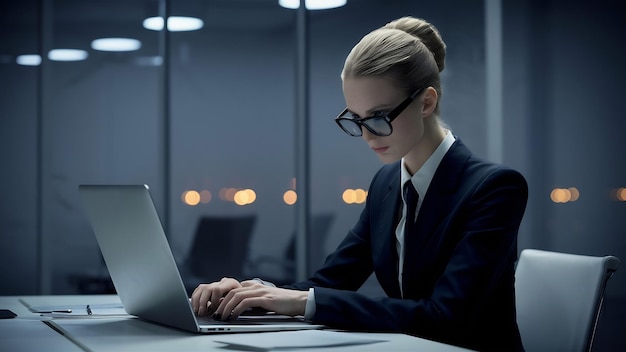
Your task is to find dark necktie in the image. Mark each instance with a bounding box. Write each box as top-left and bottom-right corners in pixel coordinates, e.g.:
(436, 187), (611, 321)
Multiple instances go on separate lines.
(403, 181), (419, 236)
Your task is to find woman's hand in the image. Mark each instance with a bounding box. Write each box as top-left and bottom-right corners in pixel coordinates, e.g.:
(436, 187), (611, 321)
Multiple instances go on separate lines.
(213, 280), (308, 320)
(191, 277), (242, 316)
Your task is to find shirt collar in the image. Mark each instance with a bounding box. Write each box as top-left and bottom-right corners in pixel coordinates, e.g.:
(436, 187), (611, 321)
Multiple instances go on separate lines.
(401, 130), (456, 200)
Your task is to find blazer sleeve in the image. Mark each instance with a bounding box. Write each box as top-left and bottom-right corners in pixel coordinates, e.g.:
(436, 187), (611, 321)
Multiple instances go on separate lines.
(289, 166), (528, 340)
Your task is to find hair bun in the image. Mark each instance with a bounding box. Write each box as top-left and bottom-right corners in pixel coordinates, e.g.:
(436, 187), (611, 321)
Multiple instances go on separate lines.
(384, 16), (446, 72)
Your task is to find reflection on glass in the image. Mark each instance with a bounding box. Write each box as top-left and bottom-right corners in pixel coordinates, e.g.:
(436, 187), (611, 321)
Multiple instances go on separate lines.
(16, 54), (42, 66)
(48, 49), (88, 61)
(142, 16), (204, 31)
(278, 0), (347, 10)
(91, 38), (142, 52)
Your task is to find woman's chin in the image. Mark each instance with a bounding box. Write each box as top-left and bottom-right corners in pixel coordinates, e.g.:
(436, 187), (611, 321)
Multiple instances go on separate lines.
(377, 153), (400, 164)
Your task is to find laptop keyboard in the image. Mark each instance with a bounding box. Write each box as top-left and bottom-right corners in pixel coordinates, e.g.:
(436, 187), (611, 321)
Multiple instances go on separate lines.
(196, 314), (306, 325)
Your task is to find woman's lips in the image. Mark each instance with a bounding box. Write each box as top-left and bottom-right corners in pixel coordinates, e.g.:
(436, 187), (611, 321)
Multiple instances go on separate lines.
(372, 146), (389, 154)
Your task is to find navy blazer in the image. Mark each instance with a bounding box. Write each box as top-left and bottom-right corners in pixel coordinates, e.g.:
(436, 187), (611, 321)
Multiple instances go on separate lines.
(284, 138), (527, 351)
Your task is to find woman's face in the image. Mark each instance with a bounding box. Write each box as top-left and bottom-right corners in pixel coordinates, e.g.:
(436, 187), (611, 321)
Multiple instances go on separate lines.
(342, 76), (425, 164)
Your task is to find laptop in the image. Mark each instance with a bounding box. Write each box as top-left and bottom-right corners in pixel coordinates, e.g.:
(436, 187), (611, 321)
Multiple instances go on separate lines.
(78, 184), (324, 333)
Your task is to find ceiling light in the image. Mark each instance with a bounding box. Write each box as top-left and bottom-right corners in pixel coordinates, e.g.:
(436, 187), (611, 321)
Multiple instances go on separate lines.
(142, 16), (204, 31)
(16, 54), (42, 66)
(48, 49), (88, 61)
(91, 38), (142, 52)
(279, 0), (347, 10)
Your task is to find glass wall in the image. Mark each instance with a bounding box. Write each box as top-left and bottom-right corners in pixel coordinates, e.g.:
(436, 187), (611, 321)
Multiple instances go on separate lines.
(168, 0), (298, 288)
(0, 0), (40, 294)
(0, 0), (490, 295)
(38, 0), (162, 294)
(0, 0), (301, 294)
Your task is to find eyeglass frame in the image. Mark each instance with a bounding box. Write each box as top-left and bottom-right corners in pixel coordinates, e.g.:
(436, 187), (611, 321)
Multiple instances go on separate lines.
(334, 87), (426, 137)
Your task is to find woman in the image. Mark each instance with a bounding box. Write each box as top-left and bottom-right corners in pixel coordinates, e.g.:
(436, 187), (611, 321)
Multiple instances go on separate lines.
(191, 16), (527, 351)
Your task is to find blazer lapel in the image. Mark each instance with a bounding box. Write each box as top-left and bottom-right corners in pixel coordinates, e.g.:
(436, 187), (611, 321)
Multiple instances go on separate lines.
(402, 139), (471, 291)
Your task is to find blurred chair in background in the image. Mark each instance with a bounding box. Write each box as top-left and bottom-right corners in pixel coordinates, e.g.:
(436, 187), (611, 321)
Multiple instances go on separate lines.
(515, 248), (620, 352)
(180, 215), (256, 295)
(247, 213), (335, 286)
(70, 252), (116, 294)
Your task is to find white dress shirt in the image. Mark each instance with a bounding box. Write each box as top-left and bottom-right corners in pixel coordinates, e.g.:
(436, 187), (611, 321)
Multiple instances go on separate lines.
(396, 131), (455, 296)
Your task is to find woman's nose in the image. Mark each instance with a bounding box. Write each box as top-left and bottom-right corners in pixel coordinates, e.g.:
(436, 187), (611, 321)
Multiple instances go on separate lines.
(361, 127), (375, 141)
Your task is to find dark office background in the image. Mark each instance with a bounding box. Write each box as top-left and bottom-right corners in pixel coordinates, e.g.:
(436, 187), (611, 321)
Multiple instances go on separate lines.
(1, 0), (624, 350)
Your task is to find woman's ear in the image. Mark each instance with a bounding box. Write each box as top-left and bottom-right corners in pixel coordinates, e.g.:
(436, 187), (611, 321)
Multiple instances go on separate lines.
(421, 87), (438, 118)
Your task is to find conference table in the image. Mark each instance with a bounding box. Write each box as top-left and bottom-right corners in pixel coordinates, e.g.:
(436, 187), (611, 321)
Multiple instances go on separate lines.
(0, 295), (473, 351)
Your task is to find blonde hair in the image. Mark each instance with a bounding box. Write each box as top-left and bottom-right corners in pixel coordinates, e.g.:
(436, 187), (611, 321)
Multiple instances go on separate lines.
(341, 16), (446, 114)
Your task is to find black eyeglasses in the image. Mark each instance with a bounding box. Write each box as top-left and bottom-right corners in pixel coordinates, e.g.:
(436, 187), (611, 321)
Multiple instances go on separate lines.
(334, 87), (425, 137)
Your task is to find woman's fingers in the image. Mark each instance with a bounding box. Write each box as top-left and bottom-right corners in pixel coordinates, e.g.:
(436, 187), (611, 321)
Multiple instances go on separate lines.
(213, 285), (308, 320)
(215, 286), (265, 320)
(196, 284), (215, 316)
(230, 296), (266, 319)
(191, 278), (242, 316)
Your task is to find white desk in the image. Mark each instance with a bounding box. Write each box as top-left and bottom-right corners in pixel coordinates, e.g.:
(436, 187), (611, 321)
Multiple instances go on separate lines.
(0, 295), (472, 351)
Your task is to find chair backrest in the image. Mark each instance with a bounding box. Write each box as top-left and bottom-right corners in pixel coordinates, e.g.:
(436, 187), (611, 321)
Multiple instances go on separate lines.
(515, 249), (620, 352)
(285, 213), (335, 275)
(186, 215), (256, 281)
(249, 213), (335, 285)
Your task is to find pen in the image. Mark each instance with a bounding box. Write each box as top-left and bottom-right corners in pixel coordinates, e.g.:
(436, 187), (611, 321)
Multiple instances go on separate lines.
(38, 309), (73, 313)
(17, 298), (73, 313)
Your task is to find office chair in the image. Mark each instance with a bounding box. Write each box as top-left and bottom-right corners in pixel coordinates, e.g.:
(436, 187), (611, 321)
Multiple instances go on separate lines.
(247, 213), (335, 285)
(180, 215), (256, 295)
(514, 249), (620, 352)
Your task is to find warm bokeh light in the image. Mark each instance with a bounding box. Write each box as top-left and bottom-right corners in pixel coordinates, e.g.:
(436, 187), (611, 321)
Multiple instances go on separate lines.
(550, 188), (570, 203)
(568, 187), (579, 201)
(245, 189), (257, 203)
(283, 190), (297, 205)
(342, 189), (356, 204)
(182, 190), (200, 206)
(342, 188), (367, 204)
(199, 190), (212, 204)
(616, 188), (626, 202)
(234, 189), (256, 206)
(355, 189), (367, 204)
(224, 188), (237, 202)
(342, 189), (366, 204)
(550, 187), (580, 203)
(218, 188), (256, 204)
(234, 190), (248, 205)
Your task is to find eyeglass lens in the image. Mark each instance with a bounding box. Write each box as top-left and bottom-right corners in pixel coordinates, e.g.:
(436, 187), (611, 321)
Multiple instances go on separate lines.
(338, 117), (392, 136)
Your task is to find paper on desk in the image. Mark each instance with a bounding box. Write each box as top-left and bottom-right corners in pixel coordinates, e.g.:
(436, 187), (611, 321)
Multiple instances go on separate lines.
(214, 330), (386, 351)
(39, 306), (129, 318)
(28, 303), (124, 313)
(25, 302), (129, 319)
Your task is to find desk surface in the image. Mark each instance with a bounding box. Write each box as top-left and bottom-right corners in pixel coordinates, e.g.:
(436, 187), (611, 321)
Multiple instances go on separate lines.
(0, 295), (472, 352)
